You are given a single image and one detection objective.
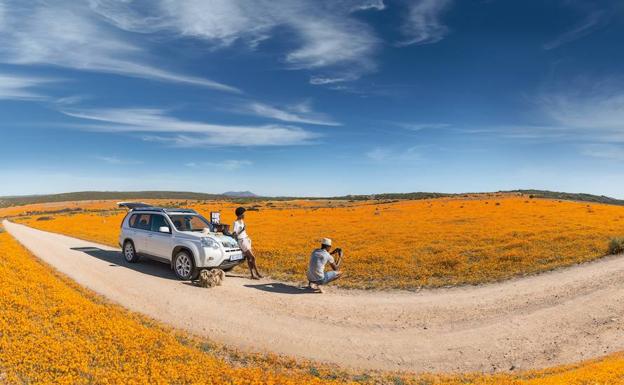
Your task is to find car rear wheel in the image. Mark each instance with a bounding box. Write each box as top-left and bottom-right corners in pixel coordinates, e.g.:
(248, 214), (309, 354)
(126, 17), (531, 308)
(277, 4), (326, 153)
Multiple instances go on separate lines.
(173, 250), (198, 280)
(123, 240), (140, 263)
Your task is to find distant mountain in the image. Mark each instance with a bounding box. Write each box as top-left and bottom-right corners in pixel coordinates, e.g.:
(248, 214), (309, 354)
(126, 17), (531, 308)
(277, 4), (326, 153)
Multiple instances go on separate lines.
(0, 191), (227, 208)
(222, 191), (258, 198)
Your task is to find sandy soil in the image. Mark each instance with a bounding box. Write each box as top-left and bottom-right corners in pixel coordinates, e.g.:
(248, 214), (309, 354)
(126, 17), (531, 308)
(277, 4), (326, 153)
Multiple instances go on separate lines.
(4, 219), (624, 373)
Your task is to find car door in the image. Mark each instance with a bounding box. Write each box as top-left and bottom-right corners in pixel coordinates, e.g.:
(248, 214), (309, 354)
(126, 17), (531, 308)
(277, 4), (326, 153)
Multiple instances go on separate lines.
(146, 214), (173, 260)
(129, 213), (151, 253)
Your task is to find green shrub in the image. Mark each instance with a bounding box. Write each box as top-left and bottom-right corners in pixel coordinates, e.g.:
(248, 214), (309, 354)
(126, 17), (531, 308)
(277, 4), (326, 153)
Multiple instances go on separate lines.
(608, 237), (624, 254)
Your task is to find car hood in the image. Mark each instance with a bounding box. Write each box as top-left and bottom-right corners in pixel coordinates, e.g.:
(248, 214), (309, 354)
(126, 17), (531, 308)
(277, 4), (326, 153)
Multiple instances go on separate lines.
(176, 231), (204, 239)
(177, 230), (238, 247)
(212, 234), (238, 248)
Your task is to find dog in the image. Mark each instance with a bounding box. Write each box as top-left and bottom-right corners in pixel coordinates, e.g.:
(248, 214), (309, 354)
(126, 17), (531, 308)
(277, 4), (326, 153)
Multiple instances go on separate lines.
(196, 268), (225, 288)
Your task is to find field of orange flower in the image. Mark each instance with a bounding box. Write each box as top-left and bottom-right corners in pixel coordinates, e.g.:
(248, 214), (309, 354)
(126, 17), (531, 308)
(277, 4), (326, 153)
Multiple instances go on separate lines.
(8, 194), (624, 289)
(3, 226), (624, 384)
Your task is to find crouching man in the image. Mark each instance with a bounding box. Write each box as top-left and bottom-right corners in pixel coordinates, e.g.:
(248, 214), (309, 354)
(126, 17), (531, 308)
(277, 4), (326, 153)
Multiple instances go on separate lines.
(307, 238), (343, 293)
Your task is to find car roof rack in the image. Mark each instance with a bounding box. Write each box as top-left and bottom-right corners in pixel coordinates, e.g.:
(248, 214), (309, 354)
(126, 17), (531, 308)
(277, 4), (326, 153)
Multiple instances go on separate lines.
(118, 202), (198, 214)
(163, 208), (198, 214)
(118, 201), (152, 210)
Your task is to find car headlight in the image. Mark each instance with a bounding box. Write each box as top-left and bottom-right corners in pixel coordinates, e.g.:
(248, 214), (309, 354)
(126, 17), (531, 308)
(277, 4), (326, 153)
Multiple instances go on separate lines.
(201, 237), (219, 249)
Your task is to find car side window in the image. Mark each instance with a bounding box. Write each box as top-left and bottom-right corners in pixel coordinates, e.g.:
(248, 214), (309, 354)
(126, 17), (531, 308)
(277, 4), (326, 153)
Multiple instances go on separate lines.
(129, 214), (138, 228)
(150, 215), (169, 233)
(130, 214), (151, 230)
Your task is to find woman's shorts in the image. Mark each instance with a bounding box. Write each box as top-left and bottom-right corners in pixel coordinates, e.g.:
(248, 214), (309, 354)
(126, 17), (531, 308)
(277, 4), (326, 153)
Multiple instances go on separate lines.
(238, 238), (252, 253)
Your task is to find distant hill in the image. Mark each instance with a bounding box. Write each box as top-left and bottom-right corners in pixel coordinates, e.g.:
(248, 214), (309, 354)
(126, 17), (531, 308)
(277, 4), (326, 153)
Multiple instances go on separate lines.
(504, 190), (624, 206)
(0, 191), (228, 208)
(1, 189), (623, 208)
(222, 191), (258, 198)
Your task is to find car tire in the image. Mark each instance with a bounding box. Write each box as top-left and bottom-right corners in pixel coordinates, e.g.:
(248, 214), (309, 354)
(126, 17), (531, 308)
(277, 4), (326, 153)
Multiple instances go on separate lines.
(173, 250), (198, 280)
(122, 240), (140, 263)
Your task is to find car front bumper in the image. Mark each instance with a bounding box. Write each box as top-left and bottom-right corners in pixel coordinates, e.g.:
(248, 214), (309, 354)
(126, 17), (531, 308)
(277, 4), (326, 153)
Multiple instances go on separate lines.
(217, 257), (246, 270)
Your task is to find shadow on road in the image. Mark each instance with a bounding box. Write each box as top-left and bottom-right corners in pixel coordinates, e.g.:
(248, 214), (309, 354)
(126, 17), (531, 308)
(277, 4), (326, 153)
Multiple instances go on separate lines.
(70, 247), (178, 280)
(244, 282), (316, 295)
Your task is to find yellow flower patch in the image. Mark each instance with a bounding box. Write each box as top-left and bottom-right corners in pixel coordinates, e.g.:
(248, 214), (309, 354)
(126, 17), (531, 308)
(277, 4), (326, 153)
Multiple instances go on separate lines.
(1, 229), (624, 383)
(11, 195), (624, 289)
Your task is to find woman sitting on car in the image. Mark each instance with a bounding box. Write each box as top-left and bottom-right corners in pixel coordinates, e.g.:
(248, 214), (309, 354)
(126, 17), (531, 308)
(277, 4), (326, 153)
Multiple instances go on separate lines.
(232, 207), (263, 280)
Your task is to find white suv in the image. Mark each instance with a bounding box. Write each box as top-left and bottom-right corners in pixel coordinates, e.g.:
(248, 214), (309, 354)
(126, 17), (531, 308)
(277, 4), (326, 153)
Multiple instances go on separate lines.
(118, 203), (244, 280)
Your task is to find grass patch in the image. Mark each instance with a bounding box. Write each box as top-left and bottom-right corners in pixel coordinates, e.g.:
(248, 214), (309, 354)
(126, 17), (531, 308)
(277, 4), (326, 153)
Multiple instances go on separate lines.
(608, 237), (624, 255)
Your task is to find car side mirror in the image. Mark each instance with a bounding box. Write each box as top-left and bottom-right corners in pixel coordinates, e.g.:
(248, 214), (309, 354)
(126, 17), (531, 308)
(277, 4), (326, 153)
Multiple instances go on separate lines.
(159, 226), (171, 233)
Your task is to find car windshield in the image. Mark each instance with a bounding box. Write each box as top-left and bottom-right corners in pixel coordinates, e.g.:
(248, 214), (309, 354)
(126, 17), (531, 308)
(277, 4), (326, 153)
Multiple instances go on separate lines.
(168, 214), (211, 232)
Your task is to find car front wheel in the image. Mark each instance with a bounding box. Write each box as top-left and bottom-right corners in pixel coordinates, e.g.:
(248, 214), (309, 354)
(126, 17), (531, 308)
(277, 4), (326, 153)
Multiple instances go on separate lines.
(123, 240), (140, 263)
(173, 250), (198, 280)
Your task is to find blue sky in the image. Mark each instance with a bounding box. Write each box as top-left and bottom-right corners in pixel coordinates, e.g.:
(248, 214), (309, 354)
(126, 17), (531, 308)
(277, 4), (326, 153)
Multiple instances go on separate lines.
(1, 0), (623, 197)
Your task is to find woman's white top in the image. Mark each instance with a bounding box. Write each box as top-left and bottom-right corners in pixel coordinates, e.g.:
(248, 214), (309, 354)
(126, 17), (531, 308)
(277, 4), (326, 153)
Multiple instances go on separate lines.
(232, 219), (249, 240)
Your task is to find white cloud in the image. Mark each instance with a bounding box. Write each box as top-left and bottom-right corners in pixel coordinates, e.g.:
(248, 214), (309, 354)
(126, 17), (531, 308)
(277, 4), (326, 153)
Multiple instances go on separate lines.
(366, 147), (392, 162)
(543, 9), (609, 50)
(399, 0), (452, 46)
(186, 160), (252, 170)
(0, 73), (58, 100)
(60, 107), (318, 147)
(309, 76), (352, 85)
(581, 144), (624, 162)
(366, 146), (423, 162)
(284, 18), (377, 72)
(459, 79), (624, 151)
(89, 0), (381, 83)
(245, 101), (340, 126)
(0, 1), (238, 92)
(55, 95), (89, 106)
(94, 155), (143, 165)
(350, 0), (385, 12)
(541, 79), (624, 133)
(397, 122), (450, 131)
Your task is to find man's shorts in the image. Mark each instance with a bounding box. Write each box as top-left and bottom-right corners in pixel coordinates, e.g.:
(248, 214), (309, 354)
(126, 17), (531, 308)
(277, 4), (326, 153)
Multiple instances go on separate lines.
(319, 271), (339, 285)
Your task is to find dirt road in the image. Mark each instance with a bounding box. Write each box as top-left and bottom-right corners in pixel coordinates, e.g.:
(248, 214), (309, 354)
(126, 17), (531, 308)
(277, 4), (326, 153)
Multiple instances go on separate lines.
(4, 220), (624, 373)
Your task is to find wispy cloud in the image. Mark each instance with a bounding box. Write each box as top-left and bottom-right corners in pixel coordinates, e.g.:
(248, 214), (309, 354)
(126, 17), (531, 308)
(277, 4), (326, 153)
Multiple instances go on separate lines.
(309, 76), (352, 85)
(0, 1), (238, 92)
(366, 146), (423, 162)
(243, 101), (341, 126)
(55, 95), (89, 106)
(0, 73), (58, 100)
(463, 78), (624, 147)
(581, 144), (624, 162)
(398, 0), (453, 46)
(540, 78), (624, 134)
(89, 0), (381, 84)
(60, 107), (318, 147)
(186, 160), (252, 170)
(396, 122), (450, 131)
(94, 155), (143, 165)
(543, 9), (610, 50)
(350, 0), (385, 12)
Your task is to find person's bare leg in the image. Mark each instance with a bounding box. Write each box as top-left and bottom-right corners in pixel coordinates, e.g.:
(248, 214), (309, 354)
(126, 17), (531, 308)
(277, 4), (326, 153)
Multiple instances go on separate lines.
(326, 271), (343, 284)
(248, 250), (263, 278)
(245, 251), (258, 279)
